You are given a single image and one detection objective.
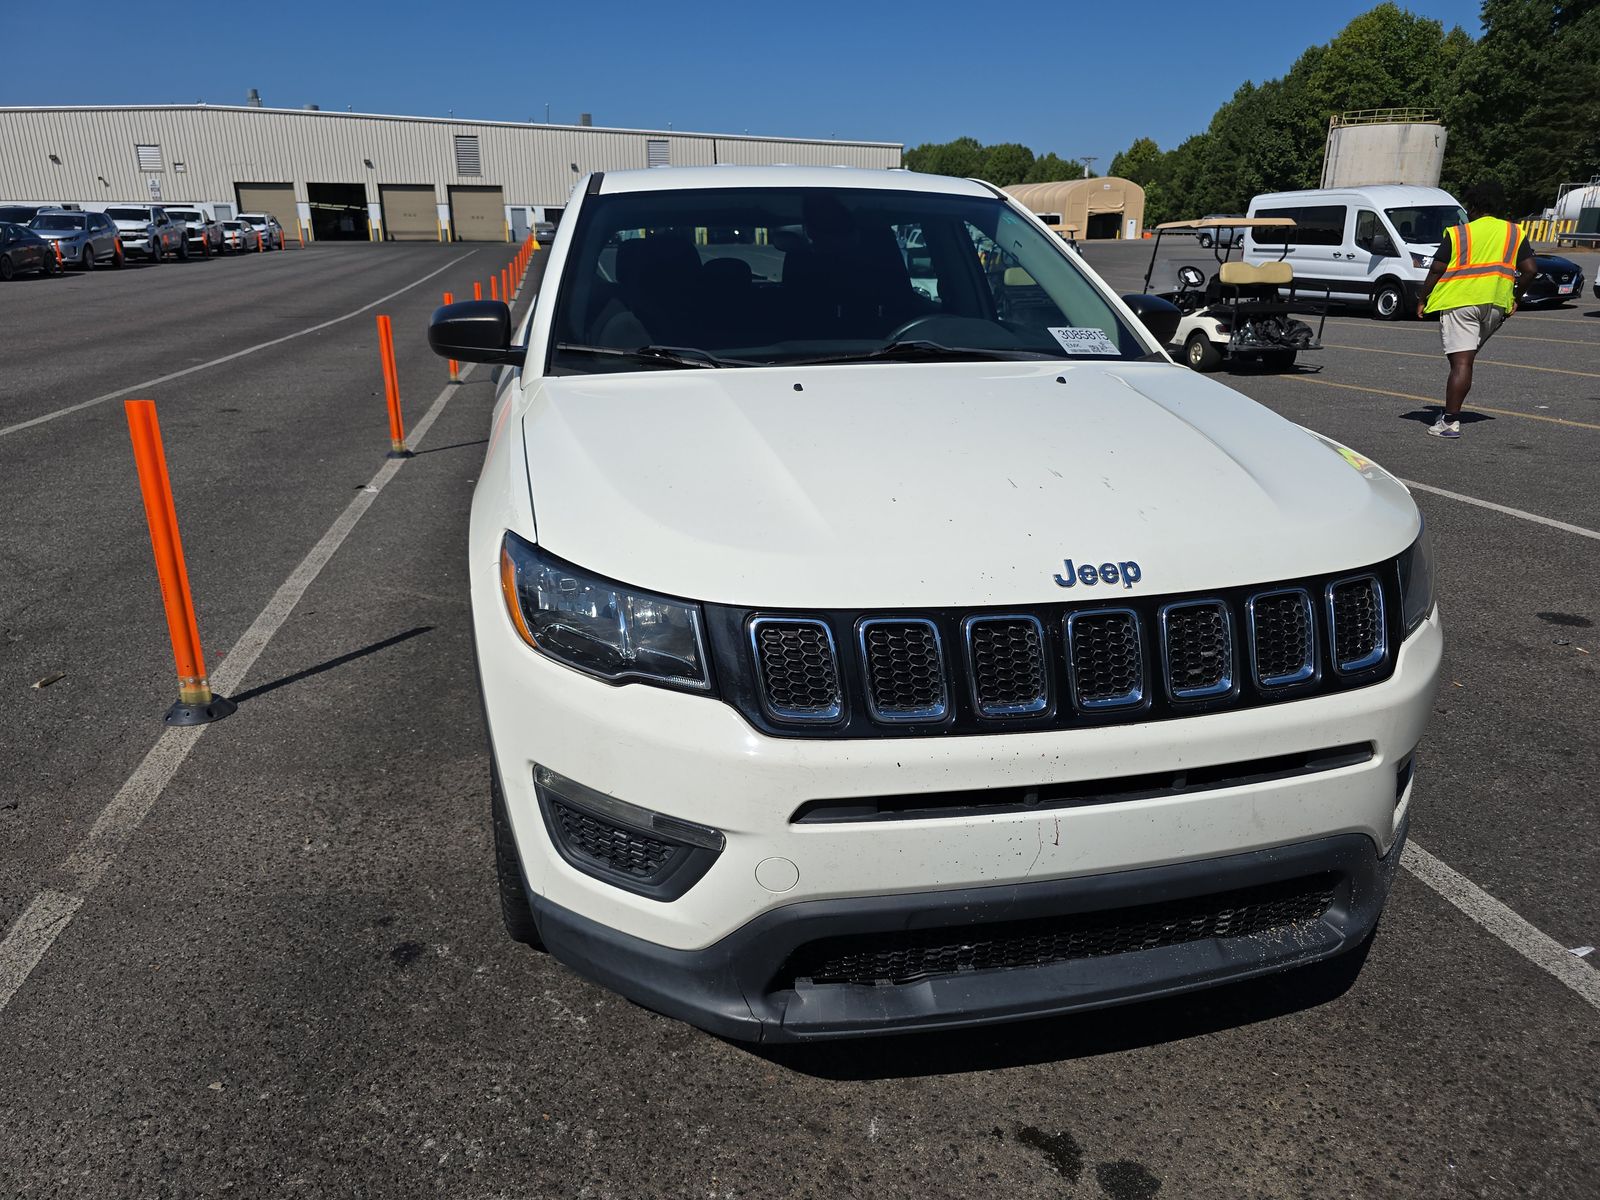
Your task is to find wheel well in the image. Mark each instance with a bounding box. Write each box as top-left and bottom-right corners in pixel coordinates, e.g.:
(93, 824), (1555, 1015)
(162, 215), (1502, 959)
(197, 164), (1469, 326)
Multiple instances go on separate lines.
(1374, 274), (1404, 295)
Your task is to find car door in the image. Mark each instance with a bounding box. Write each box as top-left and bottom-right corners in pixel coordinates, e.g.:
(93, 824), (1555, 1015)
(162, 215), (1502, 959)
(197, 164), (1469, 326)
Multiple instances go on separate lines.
(1352, 209), (1402, 295)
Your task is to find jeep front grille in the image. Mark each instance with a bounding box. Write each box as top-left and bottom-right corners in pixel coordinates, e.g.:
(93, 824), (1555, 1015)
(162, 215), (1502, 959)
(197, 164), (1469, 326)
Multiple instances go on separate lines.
(727, 564), (1395, 737)
(966, 616), (1048, 715)
(1066, 609), (1143, 709)
(750, 618), (842, 722)
(859, 619), (947, 721)
(1328, 576), (1385, 673)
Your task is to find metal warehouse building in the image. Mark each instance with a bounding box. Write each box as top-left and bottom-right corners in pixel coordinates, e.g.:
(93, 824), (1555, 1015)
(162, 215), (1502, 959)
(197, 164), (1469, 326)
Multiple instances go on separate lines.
(0, 104), (903, 243)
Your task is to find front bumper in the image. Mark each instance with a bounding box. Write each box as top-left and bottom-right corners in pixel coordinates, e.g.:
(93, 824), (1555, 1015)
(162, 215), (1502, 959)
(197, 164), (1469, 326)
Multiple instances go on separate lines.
(528, 820), (1406, 1042)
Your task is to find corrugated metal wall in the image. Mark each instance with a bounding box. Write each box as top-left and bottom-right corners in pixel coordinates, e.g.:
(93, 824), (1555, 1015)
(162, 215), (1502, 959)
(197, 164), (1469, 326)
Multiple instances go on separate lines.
(0, 106), (902, 216)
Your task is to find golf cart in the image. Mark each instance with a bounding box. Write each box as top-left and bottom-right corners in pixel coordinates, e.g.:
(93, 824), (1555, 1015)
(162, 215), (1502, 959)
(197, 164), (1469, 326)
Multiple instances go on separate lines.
(1141, 216), (1327, 372)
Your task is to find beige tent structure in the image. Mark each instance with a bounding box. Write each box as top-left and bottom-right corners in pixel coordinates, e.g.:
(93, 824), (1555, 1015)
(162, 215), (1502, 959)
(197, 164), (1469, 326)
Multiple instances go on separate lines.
(1004, 177), (1146, 240)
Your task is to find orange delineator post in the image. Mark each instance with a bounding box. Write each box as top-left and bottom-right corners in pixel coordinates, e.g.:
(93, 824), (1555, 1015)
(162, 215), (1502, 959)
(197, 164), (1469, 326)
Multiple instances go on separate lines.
(124, 400), (235, 725)
(443, 291), (459, 381)
(502, 267), (509, 302)
(474, 281), (483, 301)
(490, 275), (498, 302)
(53, 240), (64, 268)
(376, 314), (408, 457)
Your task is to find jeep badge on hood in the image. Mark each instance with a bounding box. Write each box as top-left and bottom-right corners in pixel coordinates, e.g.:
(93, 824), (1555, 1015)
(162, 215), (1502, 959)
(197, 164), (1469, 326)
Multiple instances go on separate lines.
(1053, 559), (1142, 589)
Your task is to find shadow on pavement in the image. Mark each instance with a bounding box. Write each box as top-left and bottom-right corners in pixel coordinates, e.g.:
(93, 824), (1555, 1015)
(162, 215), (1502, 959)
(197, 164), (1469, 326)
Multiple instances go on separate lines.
(231, 625), (434, 705)
(1398, 407), (1494, 426)
(753, 932), (1375, 1081)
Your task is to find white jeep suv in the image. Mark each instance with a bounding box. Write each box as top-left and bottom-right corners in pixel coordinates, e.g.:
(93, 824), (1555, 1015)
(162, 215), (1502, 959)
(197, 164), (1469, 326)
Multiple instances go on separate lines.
(427, 166), (1441, 1042)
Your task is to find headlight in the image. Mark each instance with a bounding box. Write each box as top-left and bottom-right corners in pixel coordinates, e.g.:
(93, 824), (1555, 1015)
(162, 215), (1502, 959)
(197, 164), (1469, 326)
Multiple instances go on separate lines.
(1397, 523), (1435, 636)
(1410, 252), (1431, 268)
(499, 531), (710, 690)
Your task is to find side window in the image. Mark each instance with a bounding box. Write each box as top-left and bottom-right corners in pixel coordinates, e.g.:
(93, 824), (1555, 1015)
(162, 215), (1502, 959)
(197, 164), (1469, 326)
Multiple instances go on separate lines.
(1251, 208), (1297, 245)
(893, 223), (940, 303)
(1353, 210), (1393, 255)
(1296, 205), (1348, 246)
(965, 221), (1063, 329)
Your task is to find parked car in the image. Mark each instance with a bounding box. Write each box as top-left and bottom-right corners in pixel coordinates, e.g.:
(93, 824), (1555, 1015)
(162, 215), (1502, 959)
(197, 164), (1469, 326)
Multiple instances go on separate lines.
(28, 209), (124, 269)
(1244, 185), (1466, 320)
(218, 219), (261, 252)
(0, 221), (63, 279)
(165, 207), (224, 257)
(1522, 253), (1585, 307)
(0, 204), (46, 225)
(238, 212), (284, 249)
(1196, 214), (1246, 248)
(103, 204), (186, 263)
(425, 164), (1441, 1043)
(535, 220), (556, 246)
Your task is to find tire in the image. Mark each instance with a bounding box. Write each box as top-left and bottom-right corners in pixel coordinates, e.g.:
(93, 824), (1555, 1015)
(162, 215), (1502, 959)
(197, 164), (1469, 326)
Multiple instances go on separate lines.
(201, 239), (212, 259)
(1373, 278), (1405, 320)
(1184, 331), (1222, 372)
(0, 254), (13, 281)
(491, 766), (544, 947)
(113, 246), (125, 269)
(177, 238), (190, 262)
(146, 243), (159, 265)
(1198, 233), (1213, 248)
(81, 246), (95, 271)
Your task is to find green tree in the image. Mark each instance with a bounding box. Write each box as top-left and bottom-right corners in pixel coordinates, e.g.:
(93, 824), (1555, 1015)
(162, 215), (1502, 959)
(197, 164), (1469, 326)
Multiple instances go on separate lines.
(980, 142), (1036, 186)
(1023, 153), (1086, 183)
(1109, 137), (1163, 186)
(903, 136), (985, 178)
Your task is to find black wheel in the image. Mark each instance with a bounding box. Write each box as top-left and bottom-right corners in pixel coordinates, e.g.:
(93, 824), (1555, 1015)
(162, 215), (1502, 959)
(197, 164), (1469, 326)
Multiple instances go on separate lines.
(0, 254), (14, 281)
(1373, 278), (1405, 320)
(1198, 233), (1213, 248)
(201, 239), (212, 258)
(113, 245), (125, 269)
(177, 238), (190, 261)
(1261, 349), (1298, 371)
(491, 766), (544, 947)
(1185, 331), (1222, 372)
(146, 243), (159, 265)
(81, 246), (95, 271)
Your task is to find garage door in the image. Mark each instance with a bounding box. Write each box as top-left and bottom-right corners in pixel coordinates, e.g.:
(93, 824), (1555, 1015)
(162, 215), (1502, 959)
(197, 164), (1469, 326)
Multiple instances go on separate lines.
(380, 185), (438, 241)
(235, 183), (297, 239)
(449, 186), (506, 242)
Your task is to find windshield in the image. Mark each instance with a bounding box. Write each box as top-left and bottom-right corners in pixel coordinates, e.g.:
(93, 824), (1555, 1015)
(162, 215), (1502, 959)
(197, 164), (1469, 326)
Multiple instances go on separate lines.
(168, 210), (201, 221)
(548, 186), (1146, 374)
(31, 214), (85, 231)
(1385, 205), (1466, 245)
(106, 208), (150, 221)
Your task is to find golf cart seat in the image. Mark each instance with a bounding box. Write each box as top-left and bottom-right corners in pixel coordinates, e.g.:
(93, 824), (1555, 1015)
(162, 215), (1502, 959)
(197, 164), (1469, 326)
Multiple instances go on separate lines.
(1219, 261), (1293, 286)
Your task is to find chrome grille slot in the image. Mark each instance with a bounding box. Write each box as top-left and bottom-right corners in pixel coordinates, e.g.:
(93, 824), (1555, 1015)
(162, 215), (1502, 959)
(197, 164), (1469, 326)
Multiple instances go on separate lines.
(1161, 600), (1234, 699)
(859, 619), (947, 721)
(1066, 609), (1143, 710)
(1248, 589), (1315, 687)
(1328, 576), (1385, 673)
(750, 618), (842, 722)
(966, 615), (1048, 716)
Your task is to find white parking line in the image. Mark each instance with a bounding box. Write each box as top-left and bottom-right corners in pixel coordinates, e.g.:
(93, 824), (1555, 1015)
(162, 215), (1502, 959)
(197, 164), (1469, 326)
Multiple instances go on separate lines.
(0, 252), (475, 441)
(1403, 843), (1600, 1013)
(0, 360), (479, 1014)
(1401, 479), (1600, 542)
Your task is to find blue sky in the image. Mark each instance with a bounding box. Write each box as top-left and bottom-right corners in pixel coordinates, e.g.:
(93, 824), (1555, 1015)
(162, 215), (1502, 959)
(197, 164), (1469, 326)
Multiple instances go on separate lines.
(2, 0), (1486, 166)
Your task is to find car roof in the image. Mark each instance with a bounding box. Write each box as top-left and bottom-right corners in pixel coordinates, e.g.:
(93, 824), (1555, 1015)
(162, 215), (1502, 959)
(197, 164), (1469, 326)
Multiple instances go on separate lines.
(594, 165), (994, 198)
(1250, 185), (1460, 207)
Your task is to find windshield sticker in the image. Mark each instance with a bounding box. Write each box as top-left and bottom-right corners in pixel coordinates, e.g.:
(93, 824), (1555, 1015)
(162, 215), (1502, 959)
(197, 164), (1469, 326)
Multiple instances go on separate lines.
(1048, 326), (1119, 356)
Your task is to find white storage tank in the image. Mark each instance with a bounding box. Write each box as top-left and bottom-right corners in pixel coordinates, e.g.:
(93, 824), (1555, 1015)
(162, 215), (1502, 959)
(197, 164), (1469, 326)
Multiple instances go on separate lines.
(1321, 110), (1447, 189)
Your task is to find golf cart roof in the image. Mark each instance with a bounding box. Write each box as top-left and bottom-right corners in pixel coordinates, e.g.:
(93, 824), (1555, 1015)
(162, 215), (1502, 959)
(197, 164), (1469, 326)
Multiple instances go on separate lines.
(1155, 216), (1297, 230)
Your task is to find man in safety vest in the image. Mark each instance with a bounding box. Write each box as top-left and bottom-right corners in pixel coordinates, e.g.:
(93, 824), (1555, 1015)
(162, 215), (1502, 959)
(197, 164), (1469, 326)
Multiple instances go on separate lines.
(1416, 181), (1537, 438)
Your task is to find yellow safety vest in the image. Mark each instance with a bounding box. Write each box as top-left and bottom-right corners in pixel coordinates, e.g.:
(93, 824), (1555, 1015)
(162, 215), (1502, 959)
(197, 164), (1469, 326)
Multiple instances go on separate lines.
(1424, 216), (1522, 314)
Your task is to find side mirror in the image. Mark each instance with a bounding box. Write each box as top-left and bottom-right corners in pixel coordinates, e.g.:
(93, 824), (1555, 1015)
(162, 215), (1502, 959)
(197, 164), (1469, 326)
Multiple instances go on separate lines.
(428, 300), (522, 364)
(1372, 235), (1397, 258)
(1122, 293), (1182, 346)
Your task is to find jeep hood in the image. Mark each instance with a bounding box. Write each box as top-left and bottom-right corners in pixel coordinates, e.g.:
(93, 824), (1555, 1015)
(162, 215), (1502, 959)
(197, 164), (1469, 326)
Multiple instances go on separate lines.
(519, 360), (1418, 608)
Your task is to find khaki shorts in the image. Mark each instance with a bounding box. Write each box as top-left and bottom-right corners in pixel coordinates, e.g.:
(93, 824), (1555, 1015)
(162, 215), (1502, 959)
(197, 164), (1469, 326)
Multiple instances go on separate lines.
(1439, 303), (1508, 355)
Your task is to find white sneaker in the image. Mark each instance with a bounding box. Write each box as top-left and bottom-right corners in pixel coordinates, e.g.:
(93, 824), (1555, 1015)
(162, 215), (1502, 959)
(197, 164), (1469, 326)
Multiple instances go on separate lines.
(1427, 416), (1461, 438)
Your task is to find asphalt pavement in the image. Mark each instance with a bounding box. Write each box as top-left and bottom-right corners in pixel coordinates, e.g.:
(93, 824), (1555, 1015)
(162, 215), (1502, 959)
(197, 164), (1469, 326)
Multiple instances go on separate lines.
(1, 239), (1597, 1199)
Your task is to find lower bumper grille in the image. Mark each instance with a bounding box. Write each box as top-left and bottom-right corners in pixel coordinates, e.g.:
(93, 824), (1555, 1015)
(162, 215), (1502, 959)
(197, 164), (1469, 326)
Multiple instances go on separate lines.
(783, 873), (1338, 987)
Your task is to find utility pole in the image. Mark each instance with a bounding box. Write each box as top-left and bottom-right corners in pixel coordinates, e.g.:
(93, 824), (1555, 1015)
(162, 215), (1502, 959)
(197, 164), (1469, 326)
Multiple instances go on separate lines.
(1078, 156), (1097, 177)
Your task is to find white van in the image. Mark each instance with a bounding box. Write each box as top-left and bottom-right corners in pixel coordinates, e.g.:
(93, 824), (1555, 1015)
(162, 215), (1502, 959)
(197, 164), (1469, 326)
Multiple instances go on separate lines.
(1244, 186), (1465, 320)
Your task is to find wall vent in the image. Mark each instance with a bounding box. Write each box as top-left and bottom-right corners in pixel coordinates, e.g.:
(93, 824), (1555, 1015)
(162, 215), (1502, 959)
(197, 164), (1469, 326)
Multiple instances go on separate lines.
(647, 138), (669, 168)
(135, 144), (162, 171)
(453, 135), (482, 177)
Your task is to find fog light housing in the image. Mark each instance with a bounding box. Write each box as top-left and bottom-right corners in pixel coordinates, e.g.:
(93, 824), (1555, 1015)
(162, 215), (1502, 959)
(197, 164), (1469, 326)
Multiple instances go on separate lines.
(534, 765), (723, 901)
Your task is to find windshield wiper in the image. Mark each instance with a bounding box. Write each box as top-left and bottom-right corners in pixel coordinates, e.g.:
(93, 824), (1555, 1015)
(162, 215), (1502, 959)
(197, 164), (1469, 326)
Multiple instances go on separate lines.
(554, 343), (754, 369)
(787, 340), (1057, 366)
